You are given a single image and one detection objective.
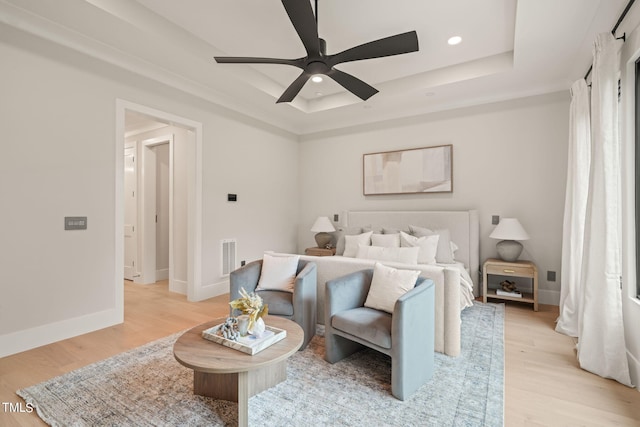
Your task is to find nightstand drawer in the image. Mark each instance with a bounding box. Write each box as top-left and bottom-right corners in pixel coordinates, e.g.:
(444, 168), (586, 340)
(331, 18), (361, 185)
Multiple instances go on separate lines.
(485, 264), (534, 277)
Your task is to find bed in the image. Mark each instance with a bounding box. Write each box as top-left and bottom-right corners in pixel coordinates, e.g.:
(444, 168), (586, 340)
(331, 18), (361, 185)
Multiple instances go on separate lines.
(272, 210), (479, 357)
(343, 210), (479, 294)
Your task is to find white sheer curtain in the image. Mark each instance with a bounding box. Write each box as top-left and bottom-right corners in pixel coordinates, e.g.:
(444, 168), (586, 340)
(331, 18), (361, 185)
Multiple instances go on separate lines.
(576, 33), (631, 386)
(556, 79), (590, 337)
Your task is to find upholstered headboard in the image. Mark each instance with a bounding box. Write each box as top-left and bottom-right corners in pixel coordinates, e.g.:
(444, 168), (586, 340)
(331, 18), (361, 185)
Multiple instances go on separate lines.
(345, 210), (480, 291)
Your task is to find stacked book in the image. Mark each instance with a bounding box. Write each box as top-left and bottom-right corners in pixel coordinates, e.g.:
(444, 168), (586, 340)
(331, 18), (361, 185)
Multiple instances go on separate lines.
(496, 289), (522, 298)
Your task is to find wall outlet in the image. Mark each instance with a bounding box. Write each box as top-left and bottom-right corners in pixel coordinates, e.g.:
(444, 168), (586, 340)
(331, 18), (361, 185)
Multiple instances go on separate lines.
(547, 271), (556, 282)
(240, 260), (246, 267)
(334, 214), (339, 222)
(492, 215), (499, 225)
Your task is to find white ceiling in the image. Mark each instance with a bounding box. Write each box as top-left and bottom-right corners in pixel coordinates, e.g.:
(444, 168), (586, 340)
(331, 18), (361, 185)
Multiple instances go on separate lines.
(1, 0), (636, 135)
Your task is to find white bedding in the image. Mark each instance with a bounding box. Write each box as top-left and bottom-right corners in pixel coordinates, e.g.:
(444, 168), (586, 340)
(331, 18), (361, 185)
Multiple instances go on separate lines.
(436, 261), (475, 310)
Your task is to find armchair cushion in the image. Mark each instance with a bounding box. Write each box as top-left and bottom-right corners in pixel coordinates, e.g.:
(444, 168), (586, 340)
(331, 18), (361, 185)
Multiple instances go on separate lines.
(331, 307), (392, 349)
(256, 253), (300, 292)
(364, 262), (421, 313)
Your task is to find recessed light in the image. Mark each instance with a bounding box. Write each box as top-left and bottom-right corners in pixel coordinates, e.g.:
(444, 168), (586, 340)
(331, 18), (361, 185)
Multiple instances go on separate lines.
(311, 75), (323, 83)
(447, 36), (462, 46)
(315, 92), (323, 96)
(425, 92), (436, 97)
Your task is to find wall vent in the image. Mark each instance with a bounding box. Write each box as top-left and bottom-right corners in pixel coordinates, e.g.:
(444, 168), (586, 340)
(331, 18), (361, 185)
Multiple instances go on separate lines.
(221, 239), (237, 276)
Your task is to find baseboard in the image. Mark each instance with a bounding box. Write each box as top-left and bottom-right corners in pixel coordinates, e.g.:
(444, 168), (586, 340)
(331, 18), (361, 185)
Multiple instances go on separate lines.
(192, 279), (229, 301)
(628, 348), (640, 391)
(170, 278), (187, 294)
(156, 268), (169, 281)
(0, 307), (122, 358)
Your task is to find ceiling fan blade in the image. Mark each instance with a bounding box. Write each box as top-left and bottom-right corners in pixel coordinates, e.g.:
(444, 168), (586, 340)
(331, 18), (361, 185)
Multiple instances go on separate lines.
(276, 71), (311, 103)
(327, 31), (419, 67)
(281, 0), (321, 57)
(327, 68), (378, 101)
(214, 56), (303, 68)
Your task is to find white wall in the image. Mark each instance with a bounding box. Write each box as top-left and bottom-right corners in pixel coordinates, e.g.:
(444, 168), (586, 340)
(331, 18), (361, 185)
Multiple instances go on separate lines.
(0, 24), (299, 356)
(298, 92), (570, 304)
(620, 22), (640, 390)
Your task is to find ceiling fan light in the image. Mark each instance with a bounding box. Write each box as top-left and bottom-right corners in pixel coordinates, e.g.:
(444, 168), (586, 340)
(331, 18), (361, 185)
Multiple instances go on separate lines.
(447, 36), (462, 46)
(311, 75), (323, 83)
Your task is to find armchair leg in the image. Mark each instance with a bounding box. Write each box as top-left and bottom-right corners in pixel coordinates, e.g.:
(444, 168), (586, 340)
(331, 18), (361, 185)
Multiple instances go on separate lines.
(391, 352), (434, 401)
(324, 331), (363, 363)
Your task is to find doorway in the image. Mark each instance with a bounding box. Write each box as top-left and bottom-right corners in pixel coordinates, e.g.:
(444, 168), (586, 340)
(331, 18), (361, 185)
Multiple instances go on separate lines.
(116, 99), (203, 303)
(125, 133), (174, 288)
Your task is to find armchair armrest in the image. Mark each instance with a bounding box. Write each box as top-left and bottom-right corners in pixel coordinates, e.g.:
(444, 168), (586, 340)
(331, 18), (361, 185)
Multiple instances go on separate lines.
(293, 261), (317, 347)
(391, 278), (436, 399)
(293, 262), (317, 305)
(325, 269), (374, 321)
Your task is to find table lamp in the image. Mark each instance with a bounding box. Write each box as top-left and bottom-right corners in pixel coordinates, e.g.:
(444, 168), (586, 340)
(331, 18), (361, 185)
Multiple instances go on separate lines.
(311, 216), (335, 248)
(489, 218), (529, 262)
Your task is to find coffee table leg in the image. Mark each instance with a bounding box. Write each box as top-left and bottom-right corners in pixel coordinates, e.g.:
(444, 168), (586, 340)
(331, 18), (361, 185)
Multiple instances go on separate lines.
(237, 371), (249, 427)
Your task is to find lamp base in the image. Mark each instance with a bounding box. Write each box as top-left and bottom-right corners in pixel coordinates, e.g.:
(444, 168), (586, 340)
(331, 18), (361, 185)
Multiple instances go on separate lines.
(314, 232), (332, 248)
(496, 240), (523, 262)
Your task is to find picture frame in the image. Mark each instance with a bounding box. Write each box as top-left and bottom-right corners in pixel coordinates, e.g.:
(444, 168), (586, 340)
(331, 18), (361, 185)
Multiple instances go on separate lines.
(363, 144), (453, 195)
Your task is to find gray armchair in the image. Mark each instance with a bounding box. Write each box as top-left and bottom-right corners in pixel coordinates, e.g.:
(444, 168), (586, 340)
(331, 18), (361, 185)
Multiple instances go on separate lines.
(324, 269), (435, 400)
(230, 259), (317, 350)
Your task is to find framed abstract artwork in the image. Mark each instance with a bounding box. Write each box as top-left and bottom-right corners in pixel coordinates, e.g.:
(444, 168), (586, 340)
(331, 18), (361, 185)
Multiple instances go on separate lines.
(363, 144), (453, 195)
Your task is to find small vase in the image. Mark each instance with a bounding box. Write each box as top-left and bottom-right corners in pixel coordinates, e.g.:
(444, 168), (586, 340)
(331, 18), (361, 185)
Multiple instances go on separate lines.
(236, 314), (250, 336)
(249, 317), (266, 337)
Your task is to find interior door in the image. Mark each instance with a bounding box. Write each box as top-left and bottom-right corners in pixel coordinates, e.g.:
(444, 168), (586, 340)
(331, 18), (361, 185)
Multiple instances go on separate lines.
(124, 146), (138, 280)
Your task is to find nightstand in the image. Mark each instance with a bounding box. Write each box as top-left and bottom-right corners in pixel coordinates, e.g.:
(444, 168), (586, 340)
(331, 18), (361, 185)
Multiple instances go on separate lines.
(305, 247), (336, 257)
(483, 258), (538, 311)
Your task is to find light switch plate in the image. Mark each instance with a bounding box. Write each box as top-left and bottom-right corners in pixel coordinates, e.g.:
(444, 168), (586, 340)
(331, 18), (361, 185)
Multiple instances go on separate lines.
(65, 216), (87, 230)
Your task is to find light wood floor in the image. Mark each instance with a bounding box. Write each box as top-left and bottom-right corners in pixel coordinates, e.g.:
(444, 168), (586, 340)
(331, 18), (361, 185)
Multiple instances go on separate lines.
(1, 281), (639, 426)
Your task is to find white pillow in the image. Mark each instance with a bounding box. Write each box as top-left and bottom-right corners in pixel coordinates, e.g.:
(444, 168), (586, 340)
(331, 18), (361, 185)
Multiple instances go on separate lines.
(343, 231), (373, 257)
(408, 226), (455, 264)
(334, 226), (365, 255)
(356, 245), (419, 264)
(371, 233), (400, 248)
(400, 231), (439, 264)
(256, 253), (300, 292)
(364, 263), (421, 314)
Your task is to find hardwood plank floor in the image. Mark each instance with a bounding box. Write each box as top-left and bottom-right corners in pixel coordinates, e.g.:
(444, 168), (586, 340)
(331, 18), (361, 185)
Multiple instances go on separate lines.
(1, 281), (639, 426)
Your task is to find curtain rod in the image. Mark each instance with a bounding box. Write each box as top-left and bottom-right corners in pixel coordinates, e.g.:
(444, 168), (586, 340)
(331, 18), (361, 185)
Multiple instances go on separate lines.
(584, 0), (636, 80)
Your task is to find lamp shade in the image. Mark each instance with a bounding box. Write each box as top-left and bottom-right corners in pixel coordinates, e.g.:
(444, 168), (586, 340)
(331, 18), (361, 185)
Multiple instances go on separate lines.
(489, 218), (529, 240)
(311, 216), (336, 233)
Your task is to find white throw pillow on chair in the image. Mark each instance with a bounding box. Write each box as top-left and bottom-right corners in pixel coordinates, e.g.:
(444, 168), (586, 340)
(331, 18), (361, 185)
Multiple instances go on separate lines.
(256, 253), (300, 293)
(364, 262), (421, 314)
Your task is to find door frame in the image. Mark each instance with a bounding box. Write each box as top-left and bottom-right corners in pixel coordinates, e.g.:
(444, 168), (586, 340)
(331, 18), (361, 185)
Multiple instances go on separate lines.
(139, 135), (175, 290)
(116, 99), (203, 302)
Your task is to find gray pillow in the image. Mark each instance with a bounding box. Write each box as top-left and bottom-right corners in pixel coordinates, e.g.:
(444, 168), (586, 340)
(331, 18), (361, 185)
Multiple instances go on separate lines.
(408, 225), (455, 264)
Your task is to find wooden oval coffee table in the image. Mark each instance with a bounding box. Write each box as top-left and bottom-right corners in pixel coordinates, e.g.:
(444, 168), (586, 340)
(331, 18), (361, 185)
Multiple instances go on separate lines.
(173, 315), (304, 427)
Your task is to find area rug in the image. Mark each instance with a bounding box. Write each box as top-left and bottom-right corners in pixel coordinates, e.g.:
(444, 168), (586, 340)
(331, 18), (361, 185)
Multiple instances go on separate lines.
(18, 302), (504, 426)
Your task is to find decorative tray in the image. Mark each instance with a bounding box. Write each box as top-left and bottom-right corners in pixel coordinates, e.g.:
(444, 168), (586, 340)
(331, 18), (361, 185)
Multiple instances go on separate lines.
(202, 324), (287, 355)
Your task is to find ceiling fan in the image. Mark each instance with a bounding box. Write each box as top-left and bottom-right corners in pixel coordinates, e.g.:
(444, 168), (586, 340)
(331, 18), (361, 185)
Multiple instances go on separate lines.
(214, 0), (419, 103)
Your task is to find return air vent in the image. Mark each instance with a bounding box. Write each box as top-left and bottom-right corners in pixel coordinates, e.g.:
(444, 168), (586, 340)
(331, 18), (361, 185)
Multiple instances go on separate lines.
(221, 239), (237, 276)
